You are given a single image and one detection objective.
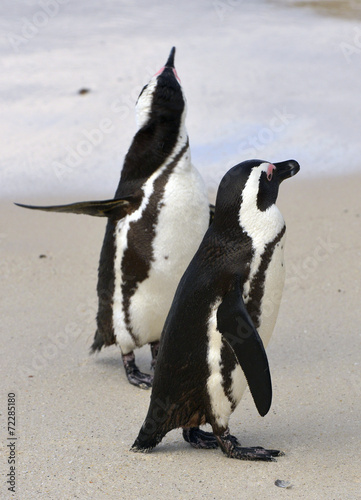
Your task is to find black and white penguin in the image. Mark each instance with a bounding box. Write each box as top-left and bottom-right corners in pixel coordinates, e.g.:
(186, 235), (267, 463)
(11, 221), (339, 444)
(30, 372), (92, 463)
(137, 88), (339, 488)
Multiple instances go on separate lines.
(16, 47), (210, 388)
(132, 158), (300, 460)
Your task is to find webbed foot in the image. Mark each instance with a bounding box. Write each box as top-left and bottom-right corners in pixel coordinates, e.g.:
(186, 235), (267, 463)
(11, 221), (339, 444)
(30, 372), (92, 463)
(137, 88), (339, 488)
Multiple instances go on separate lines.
(183, 427), (219, 449)
(216, 428), (284, 462)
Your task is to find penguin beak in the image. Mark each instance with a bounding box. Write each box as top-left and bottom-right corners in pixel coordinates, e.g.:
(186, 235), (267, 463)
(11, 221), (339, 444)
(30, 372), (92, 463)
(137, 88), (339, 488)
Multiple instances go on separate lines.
(153, 47), (181, 83)
(165, 46), (176, 68)
(274, 160), (300, 183)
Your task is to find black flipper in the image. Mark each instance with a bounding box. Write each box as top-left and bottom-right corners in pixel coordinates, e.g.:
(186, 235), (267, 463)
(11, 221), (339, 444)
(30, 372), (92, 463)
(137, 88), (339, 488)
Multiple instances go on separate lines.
(217, 282), (272, 417)
(14, 196), (138, 218)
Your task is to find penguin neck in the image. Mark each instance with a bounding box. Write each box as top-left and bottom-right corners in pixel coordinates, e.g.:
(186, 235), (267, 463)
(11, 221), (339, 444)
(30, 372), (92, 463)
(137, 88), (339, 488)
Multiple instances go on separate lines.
(238, 169), (285, 251)
(199, 228), (254, 293)
(118, 111), (188, 190)
(166, 115), (189, 163)
(238, 198), (286, 307)
(239, 201), (285, 252)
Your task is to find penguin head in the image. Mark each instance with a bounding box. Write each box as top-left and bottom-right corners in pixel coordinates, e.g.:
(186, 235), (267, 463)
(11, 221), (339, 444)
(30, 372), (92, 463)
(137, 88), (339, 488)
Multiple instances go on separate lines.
(214, 159), (300, 231)
(135, 47), (186, 129)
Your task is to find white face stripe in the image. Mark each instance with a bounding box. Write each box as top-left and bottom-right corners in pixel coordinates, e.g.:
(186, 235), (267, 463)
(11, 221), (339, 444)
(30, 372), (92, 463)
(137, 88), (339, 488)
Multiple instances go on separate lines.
(239, 162), (284, 246)
(239, 163), (285, 298)
(135, 77), (157, 129)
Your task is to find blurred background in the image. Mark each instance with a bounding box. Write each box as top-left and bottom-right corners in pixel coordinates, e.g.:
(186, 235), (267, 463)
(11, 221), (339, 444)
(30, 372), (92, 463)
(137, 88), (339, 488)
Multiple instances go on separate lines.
(1, 0), (360, 200)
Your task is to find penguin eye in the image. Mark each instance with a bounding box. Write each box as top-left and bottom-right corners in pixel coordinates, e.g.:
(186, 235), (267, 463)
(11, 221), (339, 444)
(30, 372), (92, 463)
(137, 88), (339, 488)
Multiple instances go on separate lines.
(267, 164), (275, 181)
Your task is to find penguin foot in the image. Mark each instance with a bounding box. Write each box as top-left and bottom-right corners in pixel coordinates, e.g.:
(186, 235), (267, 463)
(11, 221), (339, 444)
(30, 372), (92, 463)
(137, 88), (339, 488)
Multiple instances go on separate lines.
(182, 427), (219, 449)
(126, 370), (153, 390)
(122, 352), (153, 389)
(216, 429), (283, 462)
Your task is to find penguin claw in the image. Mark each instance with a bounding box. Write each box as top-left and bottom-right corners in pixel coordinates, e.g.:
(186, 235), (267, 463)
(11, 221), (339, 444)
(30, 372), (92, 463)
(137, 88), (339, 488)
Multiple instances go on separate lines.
(131, 444), (152, 453)
(252, 447), (285, 457)
(228, 446), (283, 462)
(182, 427), (219, 449)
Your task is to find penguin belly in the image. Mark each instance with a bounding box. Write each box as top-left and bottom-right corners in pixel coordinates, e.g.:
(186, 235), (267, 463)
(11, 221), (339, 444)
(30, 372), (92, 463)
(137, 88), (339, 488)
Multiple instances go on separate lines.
(206, 233), (286, 426)
(113, 163), (209, 354)
(255, 232), (286, 349)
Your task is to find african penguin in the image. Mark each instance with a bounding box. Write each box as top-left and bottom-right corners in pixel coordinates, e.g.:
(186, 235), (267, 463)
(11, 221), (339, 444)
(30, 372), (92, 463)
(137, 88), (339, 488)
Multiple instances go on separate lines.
(16, 47), (210, 389)
(132, 158), (300, 461)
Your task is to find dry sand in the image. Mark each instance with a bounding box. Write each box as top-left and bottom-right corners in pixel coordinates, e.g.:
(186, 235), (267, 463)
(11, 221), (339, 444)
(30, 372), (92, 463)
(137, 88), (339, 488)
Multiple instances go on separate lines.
(1, 173), (360, 499)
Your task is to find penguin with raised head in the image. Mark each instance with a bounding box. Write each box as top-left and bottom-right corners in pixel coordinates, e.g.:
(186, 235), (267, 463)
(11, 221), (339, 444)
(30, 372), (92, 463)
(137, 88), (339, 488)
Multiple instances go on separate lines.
(16, 47), (210, 389)
(132, 158), (300, 460)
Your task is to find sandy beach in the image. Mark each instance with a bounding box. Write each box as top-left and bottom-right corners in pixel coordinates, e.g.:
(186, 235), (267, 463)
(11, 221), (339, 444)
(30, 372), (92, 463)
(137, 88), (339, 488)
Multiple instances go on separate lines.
(1, 172), (360, 499)
(1, 0), (361, 497)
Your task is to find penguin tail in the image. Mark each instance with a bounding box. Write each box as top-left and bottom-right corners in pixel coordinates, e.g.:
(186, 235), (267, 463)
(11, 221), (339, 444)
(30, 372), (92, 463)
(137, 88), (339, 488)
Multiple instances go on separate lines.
(90, 329), (104, 354)
(131, 422), (166, 453)
(131, 396), (176, 452)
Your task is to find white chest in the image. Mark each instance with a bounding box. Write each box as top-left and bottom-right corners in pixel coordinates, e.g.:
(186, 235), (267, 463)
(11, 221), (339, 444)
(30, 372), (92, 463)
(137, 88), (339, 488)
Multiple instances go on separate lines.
(206, 226), (287, 426)
(112, 140), (209, 353)
(251, 232), (286, 347)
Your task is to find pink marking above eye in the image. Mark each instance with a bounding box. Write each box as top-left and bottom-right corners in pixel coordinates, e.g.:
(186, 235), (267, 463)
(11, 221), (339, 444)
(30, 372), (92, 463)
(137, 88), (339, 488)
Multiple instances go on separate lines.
(267, 164), (276, 181)
(172, 68), (181, 82)
(153, 67), (181, 82)
(154, 66), (165, 77)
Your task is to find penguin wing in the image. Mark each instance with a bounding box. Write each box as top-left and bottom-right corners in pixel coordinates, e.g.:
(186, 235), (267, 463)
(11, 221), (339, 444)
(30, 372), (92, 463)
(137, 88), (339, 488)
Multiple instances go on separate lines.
(216, 284), (272, 417)
(14, 197), (137, 218)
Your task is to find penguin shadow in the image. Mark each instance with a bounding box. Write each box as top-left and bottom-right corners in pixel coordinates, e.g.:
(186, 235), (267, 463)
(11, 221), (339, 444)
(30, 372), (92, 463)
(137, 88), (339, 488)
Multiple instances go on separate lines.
(91, 344), (153, 382)
(138, 429), (218, 456)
